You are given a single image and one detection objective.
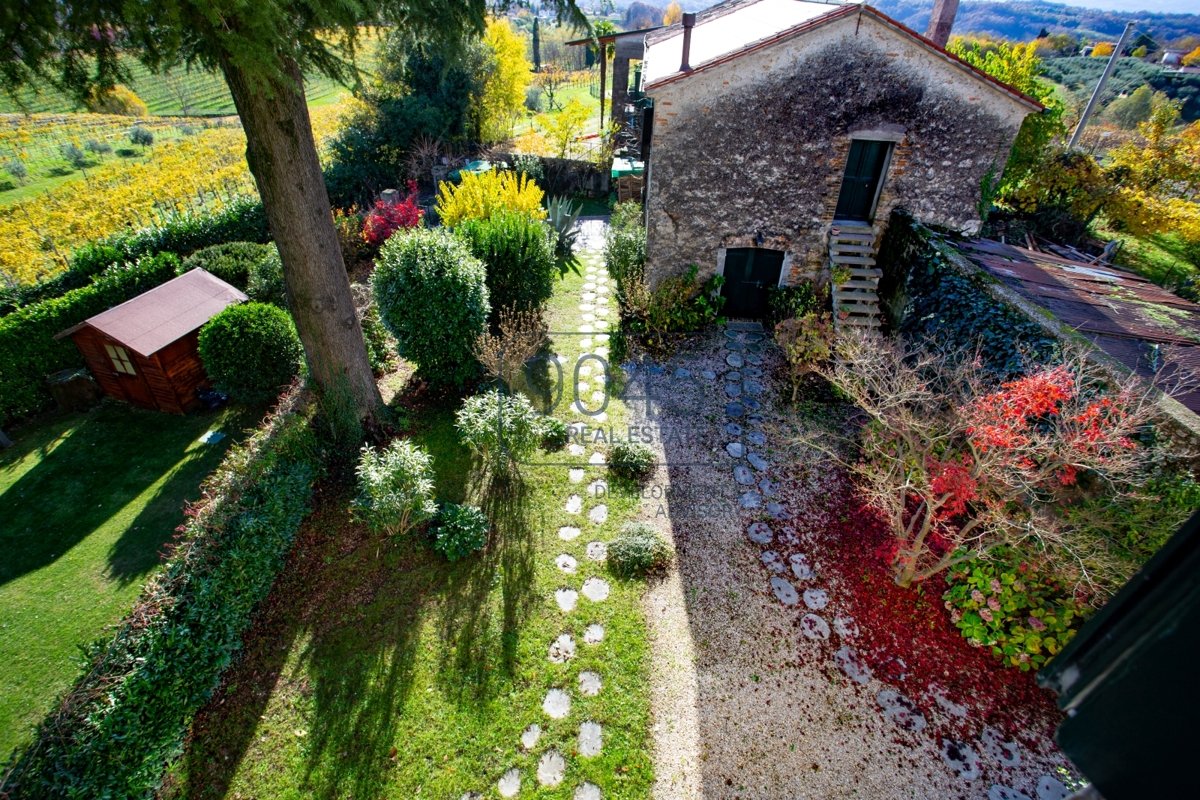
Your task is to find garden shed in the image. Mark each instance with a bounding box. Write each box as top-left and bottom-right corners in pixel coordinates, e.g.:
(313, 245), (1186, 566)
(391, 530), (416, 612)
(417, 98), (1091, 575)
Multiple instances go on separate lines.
(638, 0), (1043, 324)
(57, 268), (246, 413)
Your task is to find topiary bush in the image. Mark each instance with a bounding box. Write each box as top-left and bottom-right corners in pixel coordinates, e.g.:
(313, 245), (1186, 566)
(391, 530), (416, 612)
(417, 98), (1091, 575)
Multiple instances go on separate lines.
(455, 211), (556, 320)
(178, 241), (275, 291)
(538, 416), (569, 451)
(608, 440), (655, 483)
(456, 389), (542, 469)
(608, 522), (672, 577)
(197, 302), (303, 403)
(373, 228), (490, 387)
(352, 439), (438, 537)
(431, 502), (489, 561)
(247, 248), (288, 307)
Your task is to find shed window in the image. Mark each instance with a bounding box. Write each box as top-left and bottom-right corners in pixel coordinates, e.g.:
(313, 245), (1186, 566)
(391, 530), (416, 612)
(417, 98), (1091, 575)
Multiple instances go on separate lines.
(105, 344), (136, 375)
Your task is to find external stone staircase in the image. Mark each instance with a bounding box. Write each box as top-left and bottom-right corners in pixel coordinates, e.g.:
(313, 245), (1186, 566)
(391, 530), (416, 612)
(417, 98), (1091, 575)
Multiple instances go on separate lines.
(828, 222), (882, 330)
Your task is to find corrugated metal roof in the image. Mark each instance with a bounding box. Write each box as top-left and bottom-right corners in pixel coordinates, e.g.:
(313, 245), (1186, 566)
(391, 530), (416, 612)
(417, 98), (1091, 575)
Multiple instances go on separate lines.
(952, 238), (1200, 414)
(59, 268), (248, 357)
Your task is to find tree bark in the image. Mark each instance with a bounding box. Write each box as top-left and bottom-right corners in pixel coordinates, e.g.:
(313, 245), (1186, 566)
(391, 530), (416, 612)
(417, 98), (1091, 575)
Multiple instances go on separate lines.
(221, 57), (382, 427)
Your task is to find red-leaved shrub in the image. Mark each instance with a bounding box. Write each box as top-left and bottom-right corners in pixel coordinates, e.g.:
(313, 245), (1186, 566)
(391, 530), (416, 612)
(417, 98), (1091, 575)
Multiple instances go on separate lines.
(362, 181), (423, 247)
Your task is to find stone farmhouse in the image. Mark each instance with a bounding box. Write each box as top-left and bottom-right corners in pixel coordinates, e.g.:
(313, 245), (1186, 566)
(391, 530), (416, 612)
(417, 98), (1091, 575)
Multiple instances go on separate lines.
(636, 0), (1043, 324)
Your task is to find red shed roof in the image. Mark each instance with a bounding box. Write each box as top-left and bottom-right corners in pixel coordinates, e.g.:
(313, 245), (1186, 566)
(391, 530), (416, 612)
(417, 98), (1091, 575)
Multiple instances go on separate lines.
(57, 268), (248, 357)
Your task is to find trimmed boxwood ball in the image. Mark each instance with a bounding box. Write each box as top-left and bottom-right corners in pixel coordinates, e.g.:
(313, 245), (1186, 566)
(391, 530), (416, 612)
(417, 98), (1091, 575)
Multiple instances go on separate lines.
(178, 241), (274, 291)
(373, 228), (490, 387)
(455, 211), (556, 320)
(608, 440), (655, 483)
(608, 522), (672, 577)
(431, 502), (489, 561)
(198, 302), (304, 403)
(247, 248), (288, 308)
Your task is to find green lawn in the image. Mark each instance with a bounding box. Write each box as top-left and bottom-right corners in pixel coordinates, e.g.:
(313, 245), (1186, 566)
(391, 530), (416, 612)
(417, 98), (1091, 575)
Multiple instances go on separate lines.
(0, 402), (258, 757)
(169, 253), (656, 798)
(1097, 223), (1199, 290)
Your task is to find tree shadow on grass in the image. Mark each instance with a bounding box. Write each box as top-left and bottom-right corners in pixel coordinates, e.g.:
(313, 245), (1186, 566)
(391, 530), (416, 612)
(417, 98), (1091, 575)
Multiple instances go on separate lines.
(435, 467), (539, 704)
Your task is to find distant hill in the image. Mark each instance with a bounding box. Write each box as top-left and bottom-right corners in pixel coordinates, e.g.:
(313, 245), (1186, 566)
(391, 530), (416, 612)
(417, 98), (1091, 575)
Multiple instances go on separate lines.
(872, 0), (1200, 44)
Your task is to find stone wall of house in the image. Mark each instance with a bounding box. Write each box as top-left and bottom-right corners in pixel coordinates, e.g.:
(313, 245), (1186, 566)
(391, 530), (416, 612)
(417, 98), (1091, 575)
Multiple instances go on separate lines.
(642, 12), (1033, 287)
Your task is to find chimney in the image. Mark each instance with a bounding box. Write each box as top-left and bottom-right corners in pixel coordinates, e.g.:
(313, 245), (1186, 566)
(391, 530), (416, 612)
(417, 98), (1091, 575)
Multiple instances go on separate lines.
(680, 12), (696, 73)
(926, 0), (959, 48)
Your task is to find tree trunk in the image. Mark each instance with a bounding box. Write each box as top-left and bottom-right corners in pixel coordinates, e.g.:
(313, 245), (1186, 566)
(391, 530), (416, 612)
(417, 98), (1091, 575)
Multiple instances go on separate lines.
(221, 57), (382, 428)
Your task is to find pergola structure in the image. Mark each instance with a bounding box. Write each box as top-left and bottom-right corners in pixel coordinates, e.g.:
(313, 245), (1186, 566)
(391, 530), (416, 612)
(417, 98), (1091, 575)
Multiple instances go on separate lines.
(566, 26), (661, 132)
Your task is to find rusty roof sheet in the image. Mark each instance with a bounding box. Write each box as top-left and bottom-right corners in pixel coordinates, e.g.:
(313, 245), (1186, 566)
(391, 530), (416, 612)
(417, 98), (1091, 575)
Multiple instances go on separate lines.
(952, 238), (1200, 414)
(58, 268), (247, 357)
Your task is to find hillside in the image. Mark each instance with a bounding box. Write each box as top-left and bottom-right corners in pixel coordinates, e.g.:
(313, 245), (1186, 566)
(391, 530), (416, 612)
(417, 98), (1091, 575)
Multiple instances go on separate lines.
(872, 0), (1200, 43)
(1041, 56), (1200, 121)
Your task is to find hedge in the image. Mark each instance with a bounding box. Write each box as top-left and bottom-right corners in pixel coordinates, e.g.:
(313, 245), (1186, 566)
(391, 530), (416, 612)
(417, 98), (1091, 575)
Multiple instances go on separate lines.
(0, 252), (182, 425)
(0, 387), (321, 798)
(0, 198), (269, 315)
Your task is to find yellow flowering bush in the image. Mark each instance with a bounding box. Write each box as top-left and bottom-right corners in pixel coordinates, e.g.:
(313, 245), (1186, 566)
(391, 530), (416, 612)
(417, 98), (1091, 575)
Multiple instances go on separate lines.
(434, 169), (546, 228)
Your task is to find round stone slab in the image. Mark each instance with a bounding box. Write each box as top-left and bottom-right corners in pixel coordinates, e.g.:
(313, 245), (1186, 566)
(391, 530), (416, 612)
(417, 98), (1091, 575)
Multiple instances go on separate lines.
(747, 521), (773, 544)
(833, 615), (858, 638)
(726, 442), (745, 458)
(739, 491), (761, 509)
(565, 495), (583, 513)
(726, 370), (743, 382)
(803, 588), (829, 610)
(673, 367), (691, 379)
(521, 724), (542, 750)
(747, 430), (767, 447)
(1036, 776), (1070, 800)
(940, 738), (981, 781)
(537, 750), (566, 787)
(744, 380), (765, 396)
(589, 451), (605, 465)
(745, 352), (763, 366)
(568, 443), (585, 456)
(877, 689), (927, 732)
(548, 634), (576, 663)
(583, 623), (605, 644)
(575, 783), (602, 800)
(582, 577), (610, 602)
(726, 353), (744, 368)
(800, 613), (831, 640)
(747, 452), (768, 471)
(557, 554), (578, 574)
(790, 553), (813, 580)
(586, 541), (608, 561)
(724, 383), (742, 398)
(980, 725), (1022, 767)
(724, 422), (743, 436)
(766, 502), (788, 520)
(569, 468), (585, 483)
(559, 526), (581, 541)
(725, 402), (745, 418)
(498, 768), (521, 797)
(579, 671), (602, 696)
(588, 504), (608, 525)
(543, 688), (571, 719)
(734, 465), (755, 485)
(555, 588), (578, 612)
(702, 369), (717, 380)
(988, 787), (1032, 800)
(578, 721), (603, 757)
(834, 645), (872, 684)
(771, 576), (799, 605)
(761, 550), (785, 573)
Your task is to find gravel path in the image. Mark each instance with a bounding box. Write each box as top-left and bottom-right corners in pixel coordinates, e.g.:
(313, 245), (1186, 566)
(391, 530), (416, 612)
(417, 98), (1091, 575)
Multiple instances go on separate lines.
(625, 326), (1071, 800)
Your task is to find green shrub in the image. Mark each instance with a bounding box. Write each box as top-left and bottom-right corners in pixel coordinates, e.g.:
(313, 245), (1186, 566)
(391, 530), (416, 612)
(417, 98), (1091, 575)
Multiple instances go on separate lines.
(3, 393), (318, 796)
(604, 200), (646, 298)
(768, 281), (822, 327)
(608, 522), (672, 577)
(944, 546), (1086, 671)
(455, 211), (556, 320)
(538, 415), (569, 451)
(352, 439), (438, 536)
(1, 198), (269, 315)
(361, 304), (396, 375)
(178, 241), (275, 291)
(198, 302), (303, 403)
(456, 389), (542, 468)
(608, 440), (655, 483)
(373, 228), (490, 387)
(431, 502), (489, 561)
(129, 125), (154, 148)
(621, 265), (726, 355)
(247, 248), (288, 307)
(0, 252), (180, 424)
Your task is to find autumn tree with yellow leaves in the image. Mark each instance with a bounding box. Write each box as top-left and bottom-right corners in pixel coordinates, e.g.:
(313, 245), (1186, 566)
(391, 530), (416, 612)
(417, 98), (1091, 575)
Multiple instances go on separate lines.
(479, 18), (533, 143)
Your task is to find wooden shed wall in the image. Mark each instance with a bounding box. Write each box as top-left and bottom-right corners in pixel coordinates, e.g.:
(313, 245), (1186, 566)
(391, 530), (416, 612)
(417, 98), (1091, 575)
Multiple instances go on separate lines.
(70, 327), (208, 414)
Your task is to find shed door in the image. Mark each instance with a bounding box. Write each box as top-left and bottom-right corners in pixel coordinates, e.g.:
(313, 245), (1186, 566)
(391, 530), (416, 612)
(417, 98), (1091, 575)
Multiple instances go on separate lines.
(721, 248), (784, 319)
(834, 140), (891, 222)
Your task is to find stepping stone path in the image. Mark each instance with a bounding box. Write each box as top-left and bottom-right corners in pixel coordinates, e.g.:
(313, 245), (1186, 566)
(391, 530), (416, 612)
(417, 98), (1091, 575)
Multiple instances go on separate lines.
(803, 588), (829, 610)
(725, 422), (743, 436)
(835, 645), (872, 683)
(589, 505), (608, 524)
(726, 442), (745, 458)
(544, 687), (571, 718)
(521, 725), (541, 750)
(832, 615), (858, 637)
(734, 465), (755, 485)
(557, 554), (578, 574)
(726, 353), (744, 368)
(586, 541), (607, 560)
(569, 468), (585, 483)
(579, 671), (602, 696)
(584, 623), (605, 644)
(941, 739), (982, 781)
(739, 491), (761, 509)
(747, 452), (768, 471)
(789, 553), (812, 580)
(566, 495), (582, 514)
(877, 689), (928, 732)
(747, 430), (767, 447)
(556, 588), (578, 612)
(747, 522), (773, 544)
(559, 526), (581, 541)
(575, 784), (602, 800)
(800, 613), (831, 640)
(771, 576), (799, 605)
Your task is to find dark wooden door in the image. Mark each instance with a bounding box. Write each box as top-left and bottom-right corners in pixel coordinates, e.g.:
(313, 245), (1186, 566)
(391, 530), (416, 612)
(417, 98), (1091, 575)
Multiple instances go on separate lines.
(834, 140), (891, 222)
(721, 248), (784, 319)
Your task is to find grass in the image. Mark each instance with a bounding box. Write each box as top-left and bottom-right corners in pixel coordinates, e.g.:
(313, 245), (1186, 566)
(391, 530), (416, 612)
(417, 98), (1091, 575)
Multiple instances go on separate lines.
(0, 401), (259, 757)
(169, 252), (656, 798)
(1095, 222), (1199, 290)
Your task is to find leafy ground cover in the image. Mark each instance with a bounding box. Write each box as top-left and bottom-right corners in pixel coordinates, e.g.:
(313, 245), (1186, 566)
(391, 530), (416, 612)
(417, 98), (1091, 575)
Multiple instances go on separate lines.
(169, 250), (656, 798)
(0, 401), (258, 757)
